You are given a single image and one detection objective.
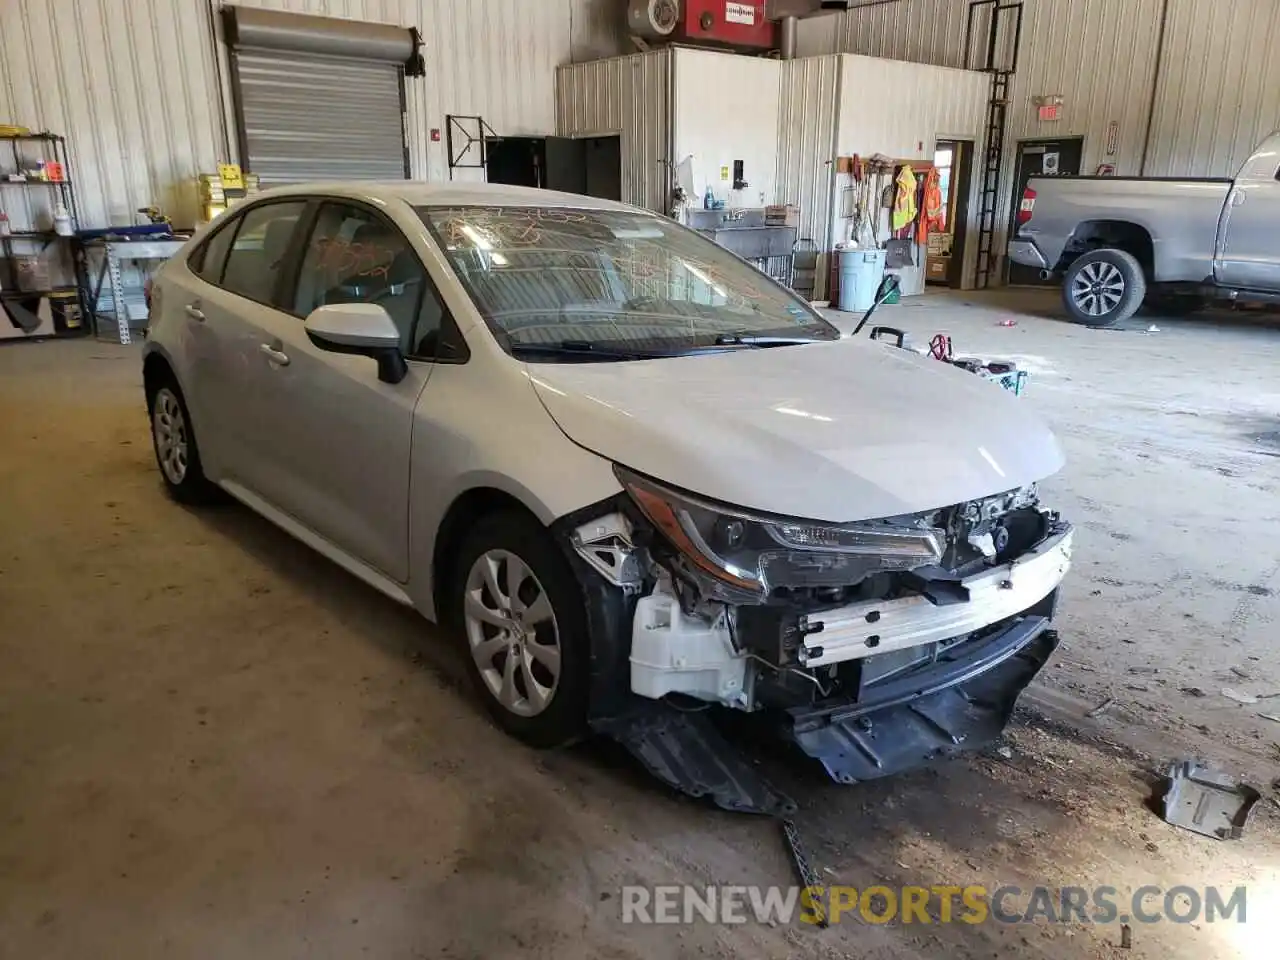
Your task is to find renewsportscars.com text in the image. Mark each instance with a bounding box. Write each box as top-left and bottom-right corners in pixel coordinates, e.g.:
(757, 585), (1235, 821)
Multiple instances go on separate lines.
(620, 884), (1247, 927)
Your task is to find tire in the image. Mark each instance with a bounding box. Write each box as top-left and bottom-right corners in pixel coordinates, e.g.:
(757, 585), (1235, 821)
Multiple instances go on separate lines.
(146, 375), (222, 505)
(451, 511), (589, 748)
(1062, 248), (1146, 327)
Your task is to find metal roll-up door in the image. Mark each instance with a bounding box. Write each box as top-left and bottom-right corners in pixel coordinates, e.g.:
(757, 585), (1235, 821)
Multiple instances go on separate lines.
(224, 6), (418, 185)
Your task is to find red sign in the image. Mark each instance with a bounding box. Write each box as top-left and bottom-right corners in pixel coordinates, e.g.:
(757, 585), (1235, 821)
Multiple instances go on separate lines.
(1038, 104), (1061, 122)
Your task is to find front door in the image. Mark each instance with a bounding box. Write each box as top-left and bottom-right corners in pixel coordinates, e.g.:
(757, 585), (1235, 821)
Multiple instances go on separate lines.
(1216, 152), (1280, 290)
(1007, 137), (1083, 285)
(241, 200), (443, 582)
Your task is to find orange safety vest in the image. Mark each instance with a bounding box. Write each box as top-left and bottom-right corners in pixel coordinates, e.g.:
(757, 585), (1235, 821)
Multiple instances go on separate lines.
(918, 166), (946, 244)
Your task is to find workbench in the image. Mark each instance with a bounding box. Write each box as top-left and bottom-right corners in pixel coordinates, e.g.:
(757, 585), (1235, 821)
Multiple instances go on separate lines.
(77, 231), (188, 344)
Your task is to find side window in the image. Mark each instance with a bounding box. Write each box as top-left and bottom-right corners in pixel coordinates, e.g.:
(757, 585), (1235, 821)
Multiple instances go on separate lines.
(191, 217), (238, 284)
(293, 202), (443, 357)
(220, 201), (307, 305)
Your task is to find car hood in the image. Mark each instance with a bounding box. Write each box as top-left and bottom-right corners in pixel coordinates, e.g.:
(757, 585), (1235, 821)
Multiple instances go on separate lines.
(527, 339), (1065, 522)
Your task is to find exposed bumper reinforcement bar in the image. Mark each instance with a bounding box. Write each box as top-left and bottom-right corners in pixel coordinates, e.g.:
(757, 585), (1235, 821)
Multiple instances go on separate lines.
(799, 527), (1072, 667)
(787, 616), (1058, 784)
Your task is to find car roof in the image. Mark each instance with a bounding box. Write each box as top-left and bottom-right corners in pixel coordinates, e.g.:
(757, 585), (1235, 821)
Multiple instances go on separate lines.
(246, 180), (651, 215)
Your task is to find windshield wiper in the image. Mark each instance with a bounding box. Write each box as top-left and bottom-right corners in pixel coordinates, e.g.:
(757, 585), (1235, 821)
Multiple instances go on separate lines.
(508, 340), (674, 361)
(713, 333), (826, 347)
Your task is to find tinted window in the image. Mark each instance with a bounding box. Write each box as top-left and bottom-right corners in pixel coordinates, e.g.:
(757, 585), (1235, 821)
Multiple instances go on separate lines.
(220, 201), (306, 305)
(417, 205), (838, 355)
(192, 218), (237, 284)
(294, 202), (442, 357)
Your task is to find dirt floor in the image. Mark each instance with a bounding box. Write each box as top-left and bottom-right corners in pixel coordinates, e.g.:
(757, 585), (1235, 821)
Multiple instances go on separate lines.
(1, 289), (1278, 959)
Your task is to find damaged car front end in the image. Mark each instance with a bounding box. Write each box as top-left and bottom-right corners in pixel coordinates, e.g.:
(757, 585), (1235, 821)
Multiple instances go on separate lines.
(563, 470), (1071, 813)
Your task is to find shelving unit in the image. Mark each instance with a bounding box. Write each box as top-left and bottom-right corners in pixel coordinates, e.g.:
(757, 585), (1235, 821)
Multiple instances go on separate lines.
(0, 133), (84, 339)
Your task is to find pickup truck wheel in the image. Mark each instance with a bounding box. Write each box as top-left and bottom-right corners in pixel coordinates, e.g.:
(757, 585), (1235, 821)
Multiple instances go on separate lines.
(1062, 249), (1146, 327)
(453, 511), (589, 748)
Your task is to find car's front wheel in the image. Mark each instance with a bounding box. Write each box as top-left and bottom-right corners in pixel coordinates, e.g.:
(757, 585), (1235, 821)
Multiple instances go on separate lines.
(147, 377), (222, 504)
(452, 512), (589, 747)
(1062, 249), (1146, 327)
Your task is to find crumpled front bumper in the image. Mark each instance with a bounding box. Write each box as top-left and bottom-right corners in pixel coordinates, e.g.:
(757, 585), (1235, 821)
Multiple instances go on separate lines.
(786, 614), (1058, 784)
(592, 610), (1059, 814)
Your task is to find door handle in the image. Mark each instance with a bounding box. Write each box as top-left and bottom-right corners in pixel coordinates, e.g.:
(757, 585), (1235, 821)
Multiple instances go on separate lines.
(184, 303), (205, 321)
(259, 343), (291, 366)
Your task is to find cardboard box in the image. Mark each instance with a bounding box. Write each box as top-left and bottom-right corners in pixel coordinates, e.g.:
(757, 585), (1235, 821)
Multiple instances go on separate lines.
(927, 257), (949, 281)
(765, 204), (799, 226)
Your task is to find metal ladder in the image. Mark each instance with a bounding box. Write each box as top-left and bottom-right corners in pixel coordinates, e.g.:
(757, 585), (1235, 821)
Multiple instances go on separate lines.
(966, 0), (1023, 289)
(974, 69), (1012, 290)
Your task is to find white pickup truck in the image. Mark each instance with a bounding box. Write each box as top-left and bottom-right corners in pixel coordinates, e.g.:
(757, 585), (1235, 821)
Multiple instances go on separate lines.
(1009, 132), (1280, 326)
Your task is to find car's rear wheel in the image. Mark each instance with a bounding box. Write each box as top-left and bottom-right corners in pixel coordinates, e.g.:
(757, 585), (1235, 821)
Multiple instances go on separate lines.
(452, 511), (589, 747)
(147, 377), (221, 504)
(1062, 249), (1146, 327)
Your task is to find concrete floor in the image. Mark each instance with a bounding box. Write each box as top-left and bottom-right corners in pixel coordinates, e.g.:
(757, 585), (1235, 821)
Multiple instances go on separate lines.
(1, 289), (1278, 959)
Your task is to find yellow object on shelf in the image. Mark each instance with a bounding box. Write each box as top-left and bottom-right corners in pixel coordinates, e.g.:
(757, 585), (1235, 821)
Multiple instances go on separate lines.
(196, 169), (261, 224)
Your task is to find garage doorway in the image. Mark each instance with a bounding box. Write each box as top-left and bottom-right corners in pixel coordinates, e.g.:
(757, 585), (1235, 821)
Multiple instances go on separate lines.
(927, 139), (974, 288)
(1006, 137), (1083, 286)
(485, 135), (622, 201)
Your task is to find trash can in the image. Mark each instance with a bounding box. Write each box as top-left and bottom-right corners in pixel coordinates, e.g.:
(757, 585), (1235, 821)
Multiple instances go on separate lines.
(838, 247), (887, 313)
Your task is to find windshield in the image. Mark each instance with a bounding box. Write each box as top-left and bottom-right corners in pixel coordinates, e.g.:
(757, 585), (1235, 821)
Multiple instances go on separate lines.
(417, 205), (838, 359)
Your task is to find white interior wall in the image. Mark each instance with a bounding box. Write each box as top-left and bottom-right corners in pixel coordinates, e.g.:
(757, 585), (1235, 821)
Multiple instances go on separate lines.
(0, 0), (624, 229)
(835, 54), (988, 294)
(670, 48), (781, 208)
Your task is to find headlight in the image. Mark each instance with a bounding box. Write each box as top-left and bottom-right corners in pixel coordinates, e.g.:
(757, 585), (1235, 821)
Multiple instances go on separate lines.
(615, 466), (944, 599)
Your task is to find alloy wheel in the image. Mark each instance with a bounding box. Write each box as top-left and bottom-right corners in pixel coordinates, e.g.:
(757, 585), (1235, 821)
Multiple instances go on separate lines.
(1071, 261), (1125, 318)
(463, 549), (561, 717)
(153, 388), (189, 485)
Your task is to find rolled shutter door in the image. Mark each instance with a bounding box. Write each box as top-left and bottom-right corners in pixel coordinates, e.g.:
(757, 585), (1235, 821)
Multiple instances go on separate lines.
(225, 6), (413, 184)
(233, 49), (406, 183)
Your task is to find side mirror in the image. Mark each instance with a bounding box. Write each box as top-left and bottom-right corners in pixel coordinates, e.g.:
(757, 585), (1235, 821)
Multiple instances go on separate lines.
(304, 303), (407, 384)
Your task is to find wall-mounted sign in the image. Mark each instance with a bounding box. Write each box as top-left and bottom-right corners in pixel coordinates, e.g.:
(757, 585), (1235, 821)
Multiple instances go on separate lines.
(1106, 120), (1120, 156)
(725, 2), (756, 25)
(1033, 93), (1064, 122)
(720, 165), (730, 181)
(1043, 152), (1060, 175)
(217, 163), (244, 190)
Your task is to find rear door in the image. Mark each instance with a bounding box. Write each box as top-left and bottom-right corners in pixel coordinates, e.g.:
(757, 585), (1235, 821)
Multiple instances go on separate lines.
(1217, 147), (1280, 289)
(195, 200), (310, 490)
(238, 199), (442, 581)
(167, 199), (308, 483)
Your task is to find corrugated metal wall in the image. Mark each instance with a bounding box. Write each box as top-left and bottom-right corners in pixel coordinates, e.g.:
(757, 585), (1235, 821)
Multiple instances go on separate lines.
(1144, 0), (1280, 177)
(836, 54), (988, 292)
(0, 0), (224, 229)
(555, 50), (672, 213)
(775, 54), (841, 292)
(0, 0), (626, 229)
(798, 0), (1280, 282)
